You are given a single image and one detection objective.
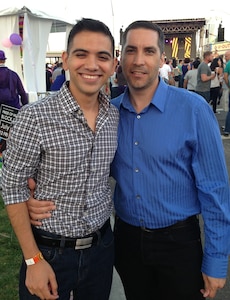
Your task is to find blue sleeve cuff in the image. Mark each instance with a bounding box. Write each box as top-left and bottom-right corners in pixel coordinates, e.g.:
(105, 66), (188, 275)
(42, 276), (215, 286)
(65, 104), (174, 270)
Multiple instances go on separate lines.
(202, 254), (229, 278)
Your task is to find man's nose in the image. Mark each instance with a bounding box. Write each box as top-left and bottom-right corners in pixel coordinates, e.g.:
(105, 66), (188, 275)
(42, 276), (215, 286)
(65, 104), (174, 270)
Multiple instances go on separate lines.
(85, 55), (99, 70)
(133, 52), (145, 65)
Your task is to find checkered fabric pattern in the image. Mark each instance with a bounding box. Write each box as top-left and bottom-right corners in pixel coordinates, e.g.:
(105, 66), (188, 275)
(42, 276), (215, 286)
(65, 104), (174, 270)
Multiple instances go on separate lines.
(2, 82), (119, 237)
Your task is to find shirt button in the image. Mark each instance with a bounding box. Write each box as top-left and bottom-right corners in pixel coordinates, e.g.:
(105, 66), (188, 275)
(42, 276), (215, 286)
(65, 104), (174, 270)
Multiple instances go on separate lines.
(134, 141), (139, 145)
(135, 168), (139, 172)
(137, 115), (141, 119)
(136, 195), (141, 199)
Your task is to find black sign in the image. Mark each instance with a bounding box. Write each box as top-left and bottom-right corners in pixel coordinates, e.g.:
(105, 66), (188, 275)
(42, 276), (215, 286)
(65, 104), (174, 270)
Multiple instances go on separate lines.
(0, 104), (19, 140)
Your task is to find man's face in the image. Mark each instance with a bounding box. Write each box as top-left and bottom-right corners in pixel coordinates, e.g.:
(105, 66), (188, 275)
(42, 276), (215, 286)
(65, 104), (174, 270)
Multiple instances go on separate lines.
(208, 53), (214, 63)
(62, 30), (116, 98)
(121, 28), (164, 91)
(225, 51), (230, 62)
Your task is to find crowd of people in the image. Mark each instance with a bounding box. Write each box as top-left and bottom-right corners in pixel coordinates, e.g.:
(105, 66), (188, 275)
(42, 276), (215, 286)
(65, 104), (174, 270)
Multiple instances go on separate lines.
(157, 51), (230, 136)
(109, 48), (228, 121)
(1, 18), (230, 300)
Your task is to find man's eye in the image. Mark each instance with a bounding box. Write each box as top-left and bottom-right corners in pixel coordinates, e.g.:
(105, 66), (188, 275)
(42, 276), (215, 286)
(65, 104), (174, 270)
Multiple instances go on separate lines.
(76, 53), (86, 58)
(146, 49), (155, 54)
(99, 56), (109, 61)
(126, 49), (134, 53)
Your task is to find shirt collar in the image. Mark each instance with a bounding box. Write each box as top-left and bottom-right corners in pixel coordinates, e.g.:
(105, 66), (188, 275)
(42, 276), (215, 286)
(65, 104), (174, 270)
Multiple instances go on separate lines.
(58, 81), (111, 115)
(116, 77), (169, 113)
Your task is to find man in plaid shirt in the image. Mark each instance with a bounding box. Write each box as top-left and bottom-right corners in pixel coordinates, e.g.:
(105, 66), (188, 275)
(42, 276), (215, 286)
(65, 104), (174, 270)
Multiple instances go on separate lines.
(2, 18), (118, 300)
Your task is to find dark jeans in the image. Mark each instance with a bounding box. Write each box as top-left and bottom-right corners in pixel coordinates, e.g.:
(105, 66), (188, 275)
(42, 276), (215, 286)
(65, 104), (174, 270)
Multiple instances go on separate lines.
(196, 91), (210, 103)
(114, 216), (205, 300)
(19, 225), (114, 300)
(210, 86), (220, 113)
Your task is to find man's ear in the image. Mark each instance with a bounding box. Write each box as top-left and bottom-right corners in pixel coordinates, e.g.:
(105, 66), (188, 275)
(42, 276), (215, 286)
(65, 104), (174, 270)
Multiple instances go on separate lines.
(62, 51), (69, 71)
(159, 53), (165, 68)
(111, 57), (118, 76)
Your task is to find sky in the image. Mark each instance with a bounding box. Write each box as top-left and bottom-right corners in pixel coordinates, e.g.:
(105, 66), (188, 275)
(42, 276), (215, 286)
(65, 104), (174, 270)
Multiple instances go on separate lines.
(1, 0), (230, 49)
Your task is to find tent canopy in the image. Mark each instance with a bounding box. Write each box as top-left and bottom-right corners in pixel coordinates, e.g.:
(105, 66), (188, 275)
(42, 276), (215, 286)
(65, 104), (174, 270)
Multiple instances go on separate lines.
(0, 6), (73, 94)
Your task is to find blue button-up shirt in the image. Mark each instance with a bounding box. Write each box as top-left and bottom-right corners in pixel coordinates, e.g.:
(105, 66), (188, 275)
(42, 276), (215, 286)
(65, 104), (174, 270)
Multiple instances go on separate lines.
(111, 78), (230, 278)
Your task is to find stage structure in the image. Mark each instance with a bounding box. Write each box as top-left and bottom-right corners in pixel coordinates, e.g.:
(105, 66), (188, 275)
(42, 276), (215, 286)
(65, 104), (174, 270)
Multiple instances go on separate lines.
(152, 18), (206, 59)
(120, 18), (206, 60)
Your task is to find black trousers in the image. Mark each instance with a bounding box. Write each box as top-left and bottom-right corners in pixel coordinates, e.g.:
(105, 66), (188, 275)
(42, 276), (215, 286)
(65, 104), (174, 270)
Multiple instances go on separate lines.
(114, 216), (205, 300)
(210, 86), (220, 113)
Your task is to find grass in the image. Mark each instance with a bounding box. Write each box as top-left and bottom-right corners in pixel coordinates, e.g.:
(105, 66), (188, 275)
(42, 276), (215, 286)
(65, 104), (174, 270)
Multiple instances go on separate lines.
(0, 195), (22, 300)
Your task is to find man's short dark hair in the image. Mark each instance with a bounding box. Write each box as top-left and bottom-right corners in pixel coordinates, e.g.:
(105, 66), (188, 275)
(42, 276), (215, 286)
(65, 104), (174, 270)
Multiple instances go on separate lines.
(203, 51), (212, 59)
(122, 20), (165, 54)
(67, 18), (115, 57)
(192, 60), (200, 69)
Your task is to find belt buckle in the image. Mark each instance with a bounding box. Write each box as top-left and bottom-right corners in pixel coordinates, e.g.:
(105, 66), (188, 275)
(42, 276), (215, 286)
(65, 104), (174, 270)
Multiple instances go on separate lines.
(75, 236), (93, 250)
(141, 226), (153, 233)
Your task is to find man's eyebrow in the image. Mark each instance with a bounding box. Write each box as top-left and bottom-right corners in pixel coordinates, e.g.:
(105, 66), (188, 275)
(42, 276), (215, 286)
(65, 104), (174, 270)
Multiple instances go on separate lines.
(126, 44), (157, 49)
(72, 48), (88, 54)
(125, 45), (136, 49)
(72, 48), (112, 57)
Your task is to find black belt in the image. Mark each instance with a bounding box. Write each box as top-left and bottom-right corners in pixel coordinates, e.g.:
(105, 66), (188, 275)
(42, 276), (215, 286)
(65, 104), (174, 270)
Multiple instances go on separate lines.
(32, 219), (110, 250)
(141, 215), (198, 233)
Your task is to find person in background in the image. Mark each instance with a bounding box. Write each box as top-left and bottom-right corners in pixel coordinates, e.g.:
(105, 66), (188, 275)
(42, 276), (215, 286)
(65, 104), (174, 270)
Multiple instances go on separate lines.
(177, 59), (183, 87)
(196, 51), (216, 102)
(172, 57), (177, 69)
(52, 62), (63, 83)
(183, 59), (200, 92)
(167, 58), (175, 86)
(2, 18), (118, 300)
(0, 50), (28, 109)
(216, 56), (224, 105)
(223, 50), (230, 136)
(110, 70), (119, 99)
(116, 64), (127, 95)
(159, 57), (172, 84)
(210, 57), (223, 114)
(45, 63), (52, 91)
(50, 68), (66, 91)
(181, 57), (191, 86)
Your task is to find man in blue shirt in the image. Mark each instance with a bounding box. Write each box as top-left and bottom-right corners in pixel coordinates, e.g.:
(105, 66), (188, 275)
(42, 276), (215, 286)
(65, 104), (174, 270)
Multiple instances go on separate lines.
(26, 21), (230, 300)
(110, 21), (230, 300)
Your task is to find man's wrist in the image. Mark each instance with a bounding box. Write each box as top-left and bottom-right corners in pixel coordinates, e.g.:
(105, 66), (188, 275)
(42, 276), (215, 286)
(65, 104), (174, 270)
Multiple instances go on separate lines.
(25, 252), (44, 266)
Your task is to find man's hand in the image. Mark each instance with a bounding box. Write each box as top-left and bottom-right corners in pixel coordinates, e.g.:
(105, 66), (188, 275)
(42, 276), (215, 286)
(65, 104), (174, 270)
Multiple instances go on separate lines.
(200, 273), (226, 298)
(26, 259), (59, 299)
(27, 178), (56, 226)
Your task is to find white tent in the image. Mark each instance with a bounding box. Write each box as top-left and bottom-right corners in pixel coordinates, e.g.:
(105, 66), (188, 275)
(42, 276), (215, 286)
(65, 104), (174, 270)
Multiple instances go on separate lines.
(0, 6), (73, 95)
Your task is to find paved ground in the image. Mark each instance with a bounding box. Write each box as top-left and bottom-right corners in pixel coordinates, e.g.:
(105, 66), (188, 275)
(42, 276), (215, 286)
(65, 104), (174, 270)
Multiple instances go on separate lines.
(109, 96), (230, 300)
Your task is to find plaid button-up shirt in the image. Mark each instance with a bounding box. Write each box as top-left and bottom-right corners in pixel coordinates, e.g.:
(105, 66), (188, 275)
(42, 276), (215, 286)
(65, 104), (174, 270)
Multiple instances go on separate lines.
(2, 82), (119, 237)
